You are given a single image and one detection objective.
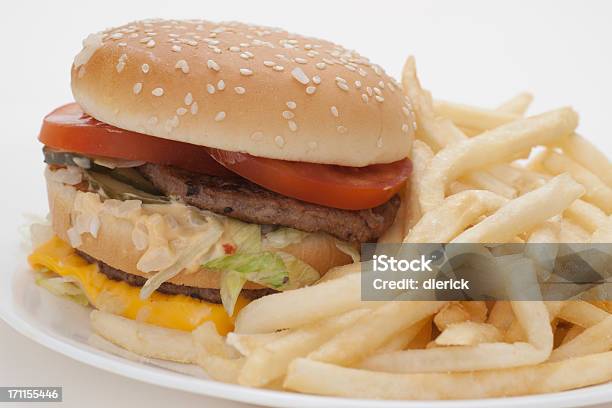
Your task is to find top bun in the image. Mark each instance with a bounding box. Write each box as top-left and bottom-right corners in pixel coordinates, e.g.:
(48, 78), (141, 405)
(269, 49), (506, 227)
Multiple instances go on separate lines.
(71, 19), (415, 166)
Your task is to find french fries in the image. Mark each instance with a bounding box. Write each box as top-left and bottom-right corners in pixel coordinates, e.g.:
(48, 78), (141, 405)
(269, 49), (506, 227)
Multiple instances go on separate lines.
(307, 301), (445, 367)
(433, 100), (519, 131)
(238, 309), (370, 386)
(405, 190), (507, 243)
(542, 151), (612, 213)
(90, 310), (198, 363)
(549, 316), (612, 361)
(418, 108), (579, 212)
(435, 322), (503, 346)
(404, 140), (434, 231)
(452, 174), (585, 243)
(496, 92), (533, 115)
(234, 272), (364, 334)
(284, 352), (612, 399)
(87, 55), (612, 401)
(560, 133), (612, 187)
(360, 301), (552, 373)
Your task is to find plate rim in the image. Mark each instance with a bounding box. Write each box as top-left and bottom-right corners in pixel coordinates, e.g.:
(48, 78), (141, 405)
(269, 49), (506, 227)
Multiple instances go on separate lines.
(2, 260), (611, 408)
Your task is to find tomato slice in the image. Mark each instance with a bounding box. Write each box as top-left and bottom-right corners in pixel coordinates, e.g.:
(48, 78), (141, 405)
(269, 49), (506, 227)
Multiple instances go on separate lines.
(40, 103), (412, 210)
(208, 149), (412, 210)
(39, 103), (233, 176)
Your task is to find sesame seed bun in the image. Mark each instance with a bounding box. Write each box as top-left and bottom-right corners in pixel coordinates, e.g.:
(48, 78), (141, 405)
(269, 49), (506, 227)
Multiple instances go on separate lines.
(71, 19), (415, 167)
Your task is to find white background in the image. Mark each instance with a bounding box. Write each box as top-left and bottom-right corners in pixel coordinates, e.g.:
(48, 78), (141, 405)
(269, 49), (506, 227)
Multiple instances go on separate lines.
(1, 0), (611, 407)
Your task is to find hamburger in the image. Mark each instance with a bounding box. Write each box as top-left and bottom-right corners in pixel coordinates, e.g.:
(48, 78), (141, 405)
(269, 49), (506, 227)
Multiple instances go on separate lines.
(29, 19), (415, 335)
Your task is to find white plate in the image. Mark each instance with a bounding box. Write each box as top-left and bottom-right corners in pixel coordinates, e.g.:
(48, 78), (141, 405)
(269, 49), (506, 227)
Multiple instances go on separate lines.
(2, 249), (611, 408)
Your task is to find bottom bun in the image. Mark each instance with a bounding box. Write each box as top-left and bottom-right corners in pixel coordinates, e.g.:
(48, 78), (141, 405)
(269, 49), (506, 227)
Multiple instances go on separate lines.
(46, 174), (352, 292)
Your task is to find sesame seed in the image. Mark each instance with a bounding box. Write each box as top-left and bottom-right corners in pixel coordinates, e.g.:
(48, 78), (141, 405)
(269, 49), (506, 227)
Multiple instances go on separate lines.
(118, 42), (127, 47)
(286, 101), (297, 109)
(312, 75), (321, 84)
(322, 58), (335, 65)
(373, 87), (382, 96)
(402, 124), (410, 133)
(337, 125), (348, 134)
(274, 135), (285, 147)
(142, 63), (150, 74)
(251, 131), (264, 140)
(184, 92), (193, 105)
(191, 102), (199, 115)
(215, 111), (226, 121)
(294, 57), (308, 64)
(345, 65), (356, 72)
(355, 80), (362, 88)
(234, 86), (246, 94)
(336, 81), (349, 91)
(288, 121), (298, 132)
(273, 65), (284, 71)
(176, 107), (188, 116)
(172, 45), (182, 52)
(110, 32), (124, 40)
(229, 46), (241, 52)
(358, 68), (367, 77)
(240, 68), (253, 76)
(306, 86), (317, 95)
(207, 84), (216, 94)
(335, 76), (347, 83)
(402, 107), (412, 117)
(378, 81), (385, 89)
(361, 94), (369, 103)
(175, 59), (189, 74)
(116, 61), (126, 73)
(291, 67), (310, 84)
(139, 37), (152, 43)
(207, 59), (220, 71)
(133, 82), (142, 94)
(146, 39), (156, 48)
(240, 53), (250, 59)
(330, 106), (339, 117)
(263, 60), (275, 67)
(282, 111), (295, 119)
(375, 95), (385, 102)
(152, 87), (164, 96)
(217, 80), (225, 90)
(315, 62), (326, 70)
(377, 137), (383, 147)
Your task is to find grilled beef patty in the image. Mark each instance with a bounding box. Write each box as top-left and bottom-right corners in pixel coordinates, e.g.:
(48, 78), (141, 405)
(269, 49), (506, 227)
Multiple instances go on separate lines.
(76, 250), (276, 303)
(138, 163), (400, 243)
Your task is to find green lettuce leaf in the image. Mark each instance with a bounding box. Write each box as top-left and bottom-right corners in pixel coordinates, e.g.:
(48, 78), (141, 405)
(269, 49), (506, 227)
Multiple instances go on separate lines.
(275, 252), (320, 290)
(35, 270), (90, 306)
(334, 239), (361, 263)
(223, 218), (261, 254)
(262, 227), (308, 249)
(219, 271), (247, 316)
(208, 252), (289, 315)
(205, 252), (289, 288)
